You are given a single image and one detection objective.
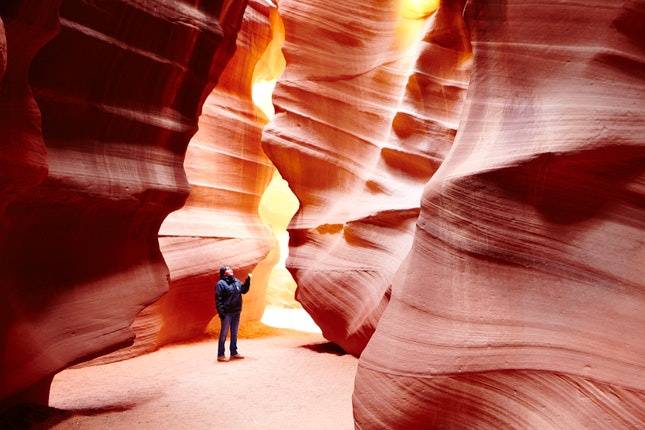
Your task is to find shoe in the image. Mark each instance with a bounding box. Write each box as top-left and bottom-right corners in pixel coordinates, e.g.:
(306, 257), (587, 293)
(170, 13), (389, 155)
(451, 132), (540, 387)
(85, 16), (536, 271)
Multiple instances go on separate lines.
(230, 354), (245, 360)
(217, 356), (228, 362)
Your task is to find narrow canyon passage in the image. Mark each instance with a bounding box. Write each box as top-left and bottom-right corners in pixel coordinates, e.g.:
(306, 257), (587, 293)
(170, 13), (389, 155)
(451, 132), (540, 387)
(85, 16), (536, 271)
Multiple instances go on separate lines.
(46, 328), (356, 429)
(1, 0), (643, 428)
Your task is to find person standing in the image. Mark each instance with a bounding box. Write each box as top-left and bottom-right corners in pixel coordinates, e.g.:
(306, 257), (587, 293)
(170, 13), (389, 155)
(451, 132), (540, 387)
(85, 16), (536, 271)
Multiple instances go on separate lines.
(215, 265), (251, 362)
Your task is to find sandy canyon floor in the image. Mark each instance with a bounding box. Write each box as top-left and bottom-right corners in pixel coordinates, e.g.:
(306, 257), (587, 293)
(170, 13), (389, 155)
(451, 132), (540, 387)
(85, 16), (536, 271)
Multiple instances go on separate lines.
(42, 327), (357, 429)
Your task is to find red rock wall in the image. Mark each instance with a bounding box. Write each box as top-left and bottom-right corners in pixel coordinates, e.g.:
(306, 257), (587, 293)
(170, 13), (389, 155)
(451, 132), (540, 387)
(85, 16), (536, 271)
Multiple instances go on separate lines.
(0, 19), (5, 79)
(0, 0), (247, 404)
(262, 0), (471, 355)
(0, 0), (59, 405)
(156, 0), (276, 346)
(354, 0), (645, 428)
(87, 0), (277, 364)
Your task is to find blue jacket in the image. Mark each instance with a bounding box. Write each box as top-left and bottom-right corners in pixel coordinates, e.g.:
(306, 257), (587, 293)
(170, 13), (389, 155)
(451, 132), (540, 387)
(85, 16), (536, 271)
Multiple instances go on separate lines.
(215, 275), (251, 315)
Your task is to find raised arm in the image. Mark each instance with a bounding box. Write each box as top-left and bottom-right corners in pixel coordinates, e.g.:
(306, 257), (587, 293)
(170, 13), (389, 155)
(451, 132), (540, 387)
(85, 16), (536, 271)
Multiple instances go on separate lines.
(241, 274), (251, 294)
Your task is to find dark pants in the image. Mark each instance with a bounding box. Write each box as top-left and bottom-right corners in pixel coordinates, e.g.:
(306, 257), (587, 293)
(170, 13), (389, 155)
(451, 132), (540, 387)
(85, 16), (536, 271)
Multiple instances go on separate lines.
(218, 311), (241, 357)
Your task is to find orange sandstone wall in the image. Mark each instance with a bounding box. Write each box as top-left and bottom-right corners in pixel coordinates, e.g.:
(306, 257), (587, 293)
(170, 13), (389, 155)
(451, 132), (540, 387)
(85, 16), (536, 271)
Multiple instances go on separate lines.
(354, 0), (645, 428)
(92, 0), (278, 363)
(262, 0), (471, 355)
(158, 0), (276, 345)
(0, 0), (247, 404)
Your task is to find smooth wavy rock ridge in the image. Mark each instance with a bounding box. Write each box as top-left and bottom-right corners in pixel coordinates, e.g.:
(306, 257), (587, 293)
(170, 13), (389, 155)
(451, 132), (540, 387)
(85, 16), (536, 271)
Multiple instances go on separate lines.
(0, 0), (247, 404)
(262, 0), (472, 355)
(353, 0), (645, 428)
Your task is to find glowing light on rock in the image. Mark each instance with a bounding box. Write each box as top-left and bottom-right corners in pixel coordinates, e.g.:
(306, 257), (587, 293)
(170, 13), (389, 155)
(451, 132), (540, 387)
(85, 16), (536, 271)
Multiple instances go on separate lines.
(257, 171), (314, 332)
(397, 0), (440, 49)
(250, 10), (316, 333)
(262, 307), (322, 334)
(251, 8), (286, 121)
(401, 0), (440, 19)
(259, 171), (299, 234)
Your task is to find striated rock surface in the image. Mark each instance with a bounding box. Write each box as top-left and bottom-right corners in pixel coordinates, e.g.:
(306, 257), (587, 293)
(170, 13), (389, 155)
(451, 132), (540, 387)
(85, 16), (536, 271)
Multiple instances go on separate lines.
(0, 0), (60, 405)
(157, 0), (277, 346)
(354, 0), (645, 428)
(0, 18), (6, 80)
(0, 0), (247, 404)
(262, 0), (471, 354)
(91, 1), (279, 362)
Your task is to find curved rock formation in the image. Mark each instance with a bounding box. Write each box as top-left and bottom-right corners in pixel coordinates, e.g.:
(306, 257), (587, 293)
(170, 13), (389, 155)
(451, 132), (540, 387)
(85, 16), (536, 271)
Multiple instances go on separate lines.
(158, 0), (277, 344)
(0, 0), (63, 405)
(92, 0), (279, 362)
(354, 0), (645, 428)
(0, 18), (6, 80)
(0, 0), (247, 404)
(262, 0), (471, 355)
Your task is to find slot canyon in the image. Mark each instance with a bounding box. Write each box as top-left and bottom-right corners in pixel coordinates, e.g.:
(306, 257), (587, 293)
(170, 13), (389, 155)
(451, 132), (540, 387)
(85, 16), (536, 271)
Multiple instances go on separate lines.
(0, 0), (643, 428)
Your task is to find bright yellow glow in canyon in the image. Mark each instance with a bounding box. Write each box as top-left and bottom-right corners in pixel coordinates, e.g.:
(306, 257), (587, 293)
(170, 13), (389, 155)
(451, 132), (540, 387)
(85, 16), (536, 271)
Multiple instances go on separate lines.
(251, 8), (286, 121)
(401, 0), (440, 19)
(251, 8), (320, 333)
(258, 171), (321, 333)
(397, 0), (440, 48)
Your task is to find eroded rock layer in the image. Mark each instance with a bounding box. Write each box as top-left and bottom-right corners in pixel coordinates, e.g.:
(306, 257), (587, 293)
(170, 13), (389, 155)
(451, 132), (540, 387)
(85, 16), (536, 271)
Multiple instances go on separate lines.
(354, 0), (645, 428)
(0, 0), (59, 405)
(263, 0), (471, 355)
(0, 0), (246, 403)
(86, 1), (280, 364)
(90, 2), (278, 363)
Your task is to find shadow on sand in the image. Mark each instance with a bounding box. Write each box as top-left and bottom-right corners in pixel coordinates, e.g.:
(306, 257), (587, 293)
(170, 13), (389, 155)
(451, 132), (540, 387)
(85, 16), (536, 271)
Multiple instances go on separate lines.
(301, 341), (347, 356)
(0, 402), (138, 430)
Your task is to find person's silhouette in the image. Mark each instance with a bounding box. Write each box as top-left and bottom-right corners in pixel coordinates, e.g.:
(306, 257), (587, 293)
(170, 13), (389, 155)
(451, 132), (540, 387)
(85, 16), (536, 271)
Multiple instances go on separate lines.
(215, 265), (251, 362)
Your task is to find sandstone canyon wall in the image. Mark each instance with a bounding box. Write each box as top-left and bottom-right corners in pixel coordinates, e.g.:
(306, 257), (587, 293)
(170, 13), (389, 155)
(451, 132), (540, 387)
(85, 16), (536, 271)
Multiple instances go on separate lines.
(0, 0), (247, 404)
(262, 0), (472, 355)
(156, 0), (278, 347)
(354, 0), (645, 428)
(92, 0), (279, 363)
(1, 1), (643, 429)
